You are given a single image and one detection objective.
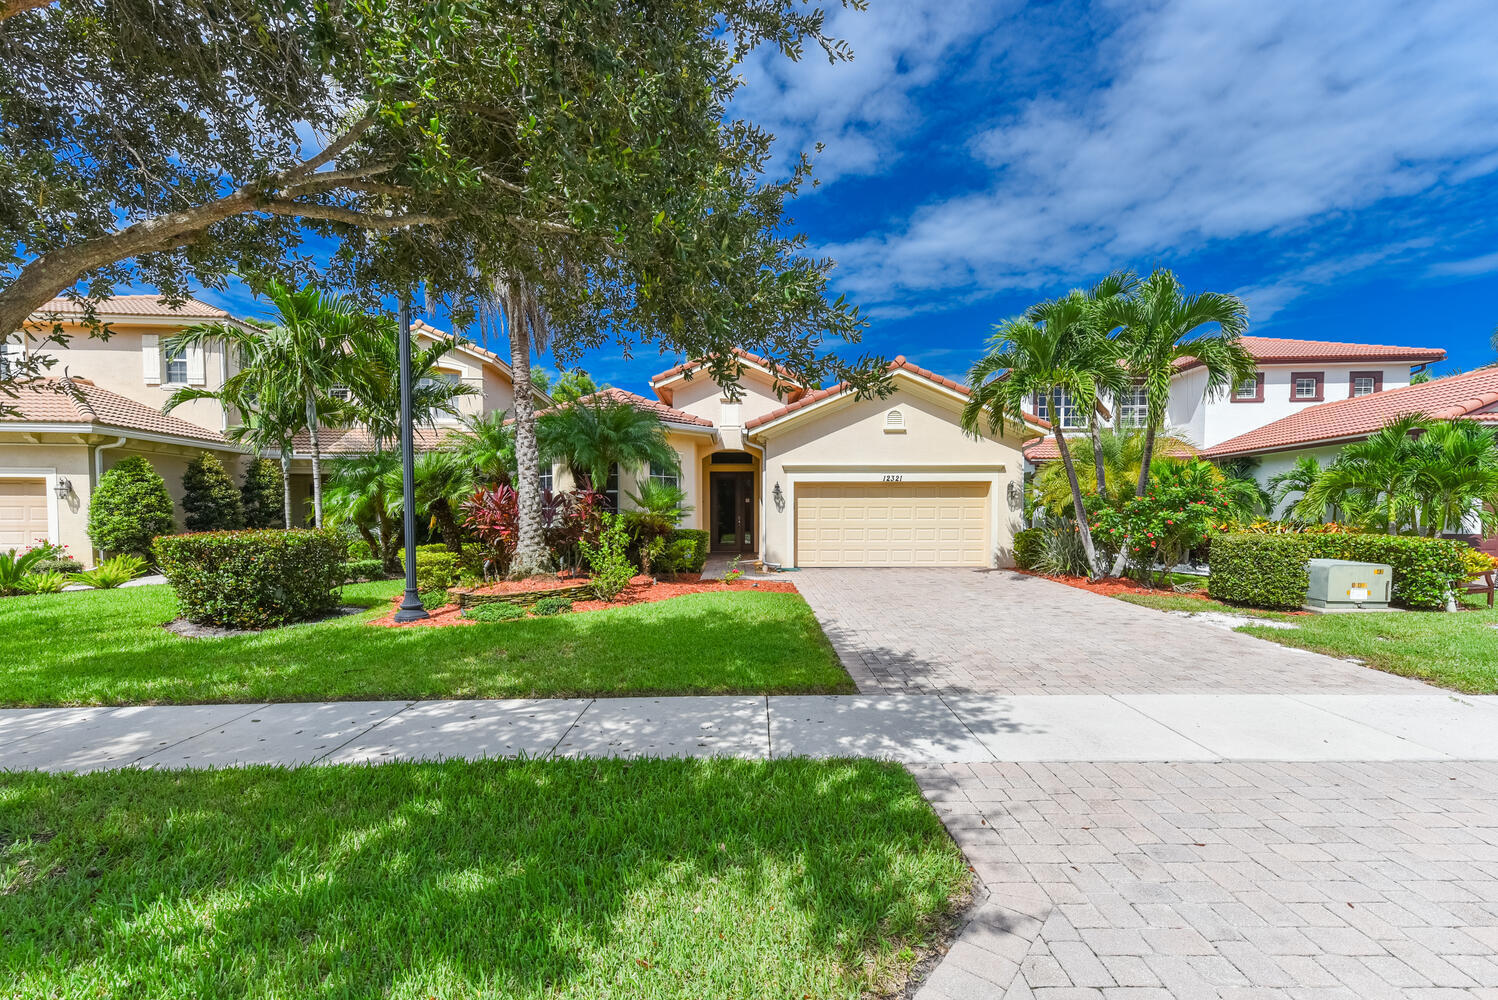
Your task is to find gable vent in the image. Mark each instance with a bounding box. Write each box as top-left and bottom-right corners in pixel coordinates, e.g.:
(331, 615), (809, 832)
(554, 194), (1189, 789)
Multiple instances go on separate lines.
(884, 408), (906, 433)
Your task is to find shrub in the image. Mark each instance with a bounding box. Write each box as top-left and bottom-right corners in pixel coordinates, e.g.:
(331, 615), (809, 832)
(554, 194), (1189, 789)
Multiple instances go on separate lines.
(342, 558), (387, 583)
(88, 456), (174, 558)
(419, 589), (451, 610)
(18, 570), (68, 594)
(31, 556), (83, 574)
(0, 547), (47, 595)
(240, 458), (286, 529)
(1029, 518), (1090, 577)
(409, 549), (460, 592)
(69, 554), (150, 589)
(656, 528), (709, 574)
(578, 512), (635, 601)
(462, 601), (526, 622)
(1302, 533), (1469, 610)
(1012, 527), (1042, 571)
(1208, 534), (1310, 609)
(156, 529), (347, 629)
(1460, 547), (1498, 581)
(1091, 480), (1238, 585)
(181, 452), (245, 531)
(532, 596), (573, 616)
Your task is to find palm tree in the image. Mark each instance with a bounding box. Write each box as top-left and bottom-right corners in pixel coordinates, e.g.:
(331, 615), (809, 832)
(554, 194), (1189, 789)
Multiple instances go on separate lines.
(963, 303), (1120, 579)
(538, 396), (679, 499)
(1033, 427), (1195, 517)
(334, 317), (478, 449)
(1267, 456), (1324, 521)
(477, 271), (551, 576)
(1102, 270), (1252, 497)
(166, 280), (359, 526)
(1057, 270), (1138, 493)
(452, 410), (516, 488)
(386, 450), (475, 554)
(324, 452), (402, 572)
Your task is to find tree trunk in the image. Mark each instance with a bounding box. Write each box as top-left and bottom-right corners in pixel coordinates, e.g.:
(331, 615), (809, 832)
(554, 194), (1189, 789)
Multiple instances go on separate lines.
(1136, 419), (1157, 498)
(279, 453), (292, 529)
(1052, 391), (1101, 579)
(432, 500), (464, 554)
(507, 313), (551, 576)
(306, 392), (324, 528)
(1087, 411), (1107, 494)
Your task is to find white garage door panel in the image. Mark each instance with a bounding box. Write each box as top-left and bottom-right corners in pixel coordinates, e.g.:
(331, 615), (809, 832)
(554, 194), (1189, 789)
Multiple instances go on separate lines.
(0, 478), (49, 549)
(795, 482), (989, 567)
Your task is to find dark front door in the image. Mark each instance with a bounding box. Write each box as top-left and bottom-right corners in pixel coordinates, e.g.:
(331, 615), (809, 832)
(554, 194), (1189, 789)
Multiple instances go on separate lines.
(710, 470), (754, 552)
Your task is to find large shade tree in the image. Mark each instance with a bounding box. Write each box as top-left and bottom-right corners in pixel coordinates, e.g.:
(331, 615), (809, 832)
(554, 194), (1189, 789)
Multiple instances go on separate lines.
(1100, 270), (1253, 496)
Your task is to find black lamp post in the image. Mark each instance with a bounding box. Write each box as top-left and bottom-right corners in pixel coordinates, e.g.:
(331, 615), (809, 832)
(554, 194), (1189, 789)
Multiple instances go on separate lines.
(393, 292), (429, 622)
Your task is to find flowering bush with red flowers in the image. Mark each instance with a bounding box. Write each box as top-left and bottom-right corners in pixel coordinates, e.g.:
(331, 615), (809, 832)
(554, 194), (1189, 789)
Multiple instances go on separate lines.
(1090, 482), (1240, 586)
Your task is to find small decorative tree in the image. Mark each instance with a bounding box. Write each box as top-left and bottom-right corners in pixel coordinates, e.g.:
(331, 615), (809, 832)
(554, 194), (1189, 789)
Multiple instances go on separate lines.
(88, 456), (175, 558)
(240, 458), (286, 529)
(181, 452), (245, 532)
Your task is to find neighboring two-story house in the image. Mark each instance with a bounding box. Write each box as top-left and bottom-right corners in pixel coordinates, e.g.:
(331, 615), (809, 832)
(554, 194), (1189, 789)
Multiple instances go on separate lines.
(1, 296), (544, 561)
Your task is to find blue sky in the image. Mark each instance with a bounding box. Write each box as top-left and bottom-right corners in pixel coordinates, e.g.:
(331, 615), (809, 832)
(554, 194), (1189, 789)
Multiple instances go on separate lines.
(203, 0), (1498, 390)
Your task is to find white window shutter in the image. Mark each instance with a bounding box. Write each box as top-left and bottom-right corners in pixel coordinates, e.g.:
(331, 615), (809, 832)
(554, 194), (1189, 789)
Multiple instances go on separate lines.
(186, 344), (206, 385)
(142, 334), (160, 384)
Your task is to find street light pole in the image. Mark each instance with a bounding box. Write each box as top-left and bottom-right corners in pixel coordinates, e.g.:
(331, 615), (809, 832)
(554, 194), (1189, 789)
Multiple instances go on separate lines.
(394, 291), (429, 622)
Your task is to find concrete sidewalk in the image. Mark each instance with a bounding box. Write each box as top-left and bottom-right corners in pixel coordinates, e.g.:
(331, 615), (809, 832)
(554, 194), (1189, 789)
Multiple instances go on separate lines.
(5, 692), (1498, 773)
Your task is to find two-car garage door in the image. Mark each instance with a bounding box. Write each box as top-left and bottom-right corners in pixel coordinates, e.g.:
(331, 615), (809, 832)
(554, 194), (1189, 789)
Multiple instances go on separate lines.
(0, 478), (49, 550)
(795, 482), (990, 567)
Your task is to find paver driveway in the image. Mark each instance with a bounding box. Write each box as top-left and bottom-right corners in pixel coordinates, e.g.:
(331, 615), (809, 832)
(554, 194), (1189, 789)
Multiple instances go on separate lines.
(793, 568), (1425, 695)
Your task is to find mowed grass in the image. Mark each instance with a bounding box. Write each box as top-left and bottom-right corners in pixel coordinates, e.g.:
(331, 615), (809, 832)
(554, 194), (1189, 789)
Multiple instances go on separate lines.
(0, 582), (854, 707)
(1117, 592), (1498, 693)
(0, 758), (970, 1000)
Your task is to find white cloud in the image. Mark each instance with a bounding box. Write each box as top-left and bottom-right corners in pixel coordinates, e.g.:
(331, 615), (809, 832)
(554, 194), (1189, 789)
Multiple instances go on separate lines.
(819, 0), (1498, 311)
(1426, 250), (1498, 279)
(731, 0), (1014, 181)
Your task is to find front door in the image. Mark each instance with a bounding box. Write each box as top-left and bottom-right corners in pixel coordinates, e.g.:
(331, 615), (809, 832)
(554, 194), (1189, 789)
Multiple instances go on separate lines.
(710, 470), (755, 552)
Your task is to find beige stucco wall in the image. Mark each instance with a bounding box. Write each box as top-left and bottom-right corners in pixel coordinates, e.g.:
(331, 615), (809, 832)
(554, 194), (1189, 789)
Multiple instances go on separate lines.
(751, 382), (1029, 568)
(0, 433), (249, 565)
(663, 367), (789, 427)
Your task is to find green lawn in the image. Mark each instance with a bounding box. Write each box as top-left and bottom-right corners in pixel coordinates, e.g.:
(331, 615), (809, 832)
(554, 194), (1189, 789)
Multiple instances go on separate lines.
(1117, 592), (1498, 692)
(0, 758), (969, 1000)
(0, 582), (854, 707)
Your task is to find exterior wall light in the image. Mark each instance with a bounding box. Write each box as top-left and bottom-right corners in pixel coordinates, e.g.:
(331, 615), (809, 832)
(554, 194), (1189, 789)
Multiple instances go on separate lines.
(772, 482), (785, 512)
(53, 477), (74, 500)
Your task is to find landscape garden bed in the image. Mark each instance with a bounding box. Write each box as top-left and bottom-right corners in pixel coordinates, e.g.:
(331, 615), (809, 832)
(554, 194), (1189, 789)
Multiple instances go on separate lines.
(375, 574), (800, 628)
(1018, 569), (1213, 600)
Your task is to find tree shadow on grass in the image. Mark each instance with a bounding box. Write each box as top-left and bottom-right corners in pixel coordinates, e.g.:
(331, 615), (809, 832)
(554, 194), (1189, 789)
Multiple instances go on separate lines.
(0, 590), (855, 707)
(0, 757), (968, 999)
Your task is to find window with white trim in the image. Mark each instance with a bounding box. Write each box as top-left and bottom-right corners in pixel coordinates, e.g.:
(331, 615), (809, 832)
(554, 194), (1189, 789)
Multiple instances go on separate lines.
(1294, 376), (1318, 399)
(163, 345), (188, 384)
(648, 462), (680, 489)
(1033, 388), (1085, 429)
(1352, 375), (1377, 397)
(1118, 383), (1148, 428)
(0, 341), (14, 378)
(329, 384), (351, 402)
(1235, 377), (1259, 399)
(538, 464), (554, 494)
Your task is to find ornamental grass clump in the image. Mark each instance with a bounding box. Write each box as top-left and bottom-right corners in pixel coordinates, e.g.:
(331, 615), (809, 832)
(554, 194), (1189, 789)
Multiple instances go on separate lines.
(156, 529), (347, 629)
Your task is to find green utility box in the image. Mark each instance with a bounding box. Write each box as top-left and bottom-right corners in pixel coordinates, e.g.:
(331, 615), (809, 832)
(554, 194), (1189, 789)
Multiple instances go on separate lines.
(1305, 558), (1392, 611)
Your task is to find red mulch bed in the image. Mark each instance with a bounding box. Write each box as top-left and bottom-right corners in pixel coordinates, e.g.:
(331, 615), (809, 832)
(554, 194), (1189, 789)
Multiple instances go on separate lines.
(369, 574), (799, 628)
(1017, 570), (1212, 600)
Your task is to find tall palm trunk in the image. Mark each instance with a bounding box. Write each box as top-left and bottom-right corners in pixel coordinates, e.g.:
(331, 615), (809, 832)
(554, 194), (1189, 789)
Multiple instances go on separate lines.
(305, 392), (324, 527)
(1136, 418), (1158, 498)
(1087, 408), (1107, 494)
(1052, 390), (1101, 579)
(279, 453), (292, 529)
(507, 304), (549, 577)
(432, 500), (464, 554)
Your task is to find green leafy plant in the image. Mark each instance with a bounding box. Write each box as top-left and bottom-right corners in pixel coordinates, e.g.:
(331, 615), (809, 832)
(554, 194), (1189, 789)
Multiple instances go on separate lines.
(419, 589), (451, 611)
(1090, 478), (1239, 586)
(578, 512), (636, 602)
(88, 456), (175, 559)
(624, 481), (693, 576)
(342, 559), (387, 583)
(722, 554), (745, 583)
(17, 570), (68, 594)
(462, 601), (526, 622)
(1011, 527), (1043, 571)
(0, 547), (47, 596)
(655, 529), (710, 575)
(155, 530), (347, 629)
(1302, 533), (1469, 610)
(531, 596), (573, 616)
(68, 554), (149, 590)
(181, 452), (245, 531)
(1208, 534), (1311, 609)
(1028, 518), (1091, 577)
(409, 549), (461, 593)
(240, 458), (286, 529)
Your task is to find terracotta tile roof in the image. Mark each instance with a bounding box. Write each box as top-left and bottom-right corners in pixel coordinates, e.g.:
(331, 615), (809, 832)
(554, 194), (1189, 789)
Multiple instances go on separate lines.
(29, 294), (232, 320)
(290, 424), (460, 456)
(650, 347), (801, 385)
(1202, 366), (1498, 458)
(743, 355), (1049, 432)
(1177, 335), (1445, 371)
(0, 377), (229, 443)
(1024, 435), (1198, 462)
(538, 386), (715, 428)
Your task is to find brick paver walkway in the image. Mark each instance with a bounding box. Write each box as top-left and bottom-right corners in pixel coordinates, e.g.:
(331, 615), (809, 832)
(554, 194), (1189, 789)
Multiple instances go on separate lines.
(912, 760), (1498, 999)
(793, 569), (1424, 695)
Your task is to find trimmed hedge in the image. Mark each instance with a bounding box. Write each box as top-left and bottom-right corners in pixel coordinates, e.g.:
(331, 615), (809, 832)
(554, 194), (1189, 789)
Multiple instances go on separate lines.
(1302, 533), (1468, 610)
(156, 529), (348, 629)
(1208, 534), (1310, 609)
(342, 559), (387, 583)
(89, 456), (174, 558)
(1012, 527), (1042, 571)
(657, 528), (709, 574)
